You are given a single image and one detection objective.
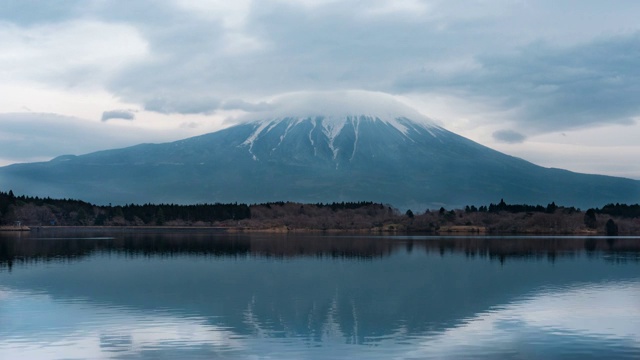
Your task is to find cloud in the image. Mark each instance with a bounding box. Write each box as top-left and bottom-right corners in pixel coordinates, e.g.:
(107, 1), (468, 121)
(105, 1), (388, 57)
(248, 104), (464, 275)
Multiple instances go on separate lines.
(247, 90), (431, 121)
(220, 99), (274, 112)
(395, 33), (640, 131)
(94, 0), (640, 131)
(493, 130), (526, 144)
(0, 20), (148, 87)
(3, 0), (640, 135)
(0, 113), (189, 165)
(143, 96), (220, 115)
(0, 0), (84, 25)
(180, 121), (200, 129)
(100, 0), (454, 115)
(101, 110), (135, 122)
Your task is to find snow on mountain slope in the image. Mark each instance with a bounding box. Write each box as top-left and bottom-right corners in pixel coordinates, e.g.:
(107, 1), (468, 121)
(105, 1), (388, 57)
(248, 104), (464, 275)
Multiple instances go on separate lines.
(240, 115), (442, 162)
(238, 90), (442, 162)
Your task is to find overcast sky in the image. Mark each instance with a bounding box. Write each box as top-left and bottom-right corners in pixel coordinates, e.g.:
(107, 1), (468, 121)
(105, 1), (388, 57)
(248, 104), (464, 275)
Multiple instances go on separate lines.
(1, 0), (639, 179)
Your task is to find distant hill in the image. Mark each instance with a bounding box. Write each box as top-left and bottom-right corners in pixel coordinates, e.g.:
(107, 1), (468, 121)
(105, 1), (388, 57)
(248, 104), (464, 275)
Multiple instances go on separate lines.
(1, 92), (638, 208)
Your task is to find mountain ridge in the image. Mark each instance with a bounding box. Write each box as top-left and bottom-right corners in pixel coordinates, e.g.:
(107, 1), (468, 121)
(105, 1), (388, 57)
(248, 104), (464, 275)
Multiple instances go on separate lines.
(1, 95), (638, 209)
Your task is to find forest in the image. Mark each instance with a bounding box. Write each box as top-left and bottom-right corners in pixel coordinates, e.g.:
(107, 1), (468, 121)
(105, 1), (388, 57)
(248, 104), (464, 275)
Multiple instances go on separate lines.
(1, 190), (639, 235)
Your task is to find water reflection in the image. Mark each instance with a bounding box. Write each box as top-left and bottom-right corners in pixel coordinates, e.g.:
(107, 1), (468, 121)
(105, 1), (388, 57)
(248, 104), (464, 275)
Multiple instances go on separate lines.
(1, 232), (639, 359)
(2, 232), (640, 270)
(404, 280), (640, 359)
(0, 288), (246, 359)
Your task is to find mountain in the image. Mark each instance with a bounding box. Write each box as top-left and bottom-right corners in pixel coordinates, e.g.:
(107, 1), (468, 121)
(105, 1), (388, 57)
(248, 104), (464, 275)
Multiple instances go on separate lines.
(1, 91), (639, 209)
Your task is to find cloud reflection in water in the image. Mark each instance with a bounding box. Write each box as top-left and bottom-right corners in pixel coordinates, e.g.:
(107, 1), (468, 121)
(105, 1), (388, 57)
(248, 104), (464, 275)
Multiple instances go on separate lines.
(1, 280), (639, 359)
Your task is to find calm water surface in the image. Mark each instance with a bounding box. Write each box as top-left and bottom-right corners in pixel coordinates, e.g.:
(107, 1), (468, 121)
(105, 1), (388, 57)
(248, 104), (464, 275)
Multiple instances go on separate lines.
(0, 231), (639, 359)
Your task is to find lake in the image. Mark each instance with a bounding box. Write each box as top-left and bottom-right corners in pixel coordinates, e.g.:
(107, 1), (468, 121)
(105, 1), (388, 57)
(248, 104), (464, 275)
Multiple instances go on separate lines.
(1, 231), (639, 359)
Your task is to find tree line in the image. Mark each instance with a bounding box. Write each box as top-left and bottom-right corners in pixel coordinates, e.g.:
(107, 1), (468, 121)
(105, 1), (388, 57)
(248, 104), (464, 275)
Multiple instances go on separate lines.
(1, 190), (638, 235)
(0, 190), (250, 226)
(0, 190), (385, 227)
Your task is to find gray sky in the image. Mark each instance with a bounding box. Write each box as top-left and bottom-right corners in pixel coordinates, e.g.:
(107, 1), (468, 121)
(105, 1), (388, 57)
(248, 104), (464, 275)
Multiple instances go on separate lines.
(1, 0), (639, 179)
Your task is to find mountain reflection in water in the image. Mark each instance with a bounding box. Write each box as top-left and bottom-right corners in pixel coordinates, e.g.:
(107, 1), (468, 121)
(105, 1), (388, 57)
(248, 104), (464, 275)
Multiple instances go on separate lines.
(0, 232), (639, 359)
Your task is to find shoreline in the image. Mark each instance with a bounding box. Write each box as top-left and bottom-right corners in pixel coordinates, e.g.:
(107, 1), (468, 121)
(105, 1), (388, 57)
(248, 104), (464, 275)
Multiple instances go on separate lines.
(0, 226), (31, 232)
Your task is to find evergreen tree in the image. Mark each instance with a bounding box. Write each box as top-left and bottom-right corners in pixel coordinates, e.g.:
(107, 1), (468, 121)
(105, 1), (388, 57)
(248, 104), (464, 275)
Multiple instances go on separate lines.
(605, 219), (618, 236)
(156, 208), (166, 226)
(583, 209), (597, 229)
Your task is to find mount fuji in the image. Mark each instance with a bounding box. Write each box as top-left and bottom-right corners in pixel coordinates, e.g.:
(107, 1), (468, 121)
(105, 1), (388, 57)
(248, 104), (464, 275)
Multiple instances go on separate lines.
(1, 91), (638, 209)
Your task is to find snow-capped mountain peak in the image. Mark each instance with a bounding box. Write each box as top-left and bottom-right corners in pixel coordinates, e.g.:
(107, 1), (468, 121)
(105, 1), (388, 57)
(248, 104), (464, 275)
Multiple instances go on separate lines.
(238, 91), (441, 161)
(3, 90), (637, 209)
